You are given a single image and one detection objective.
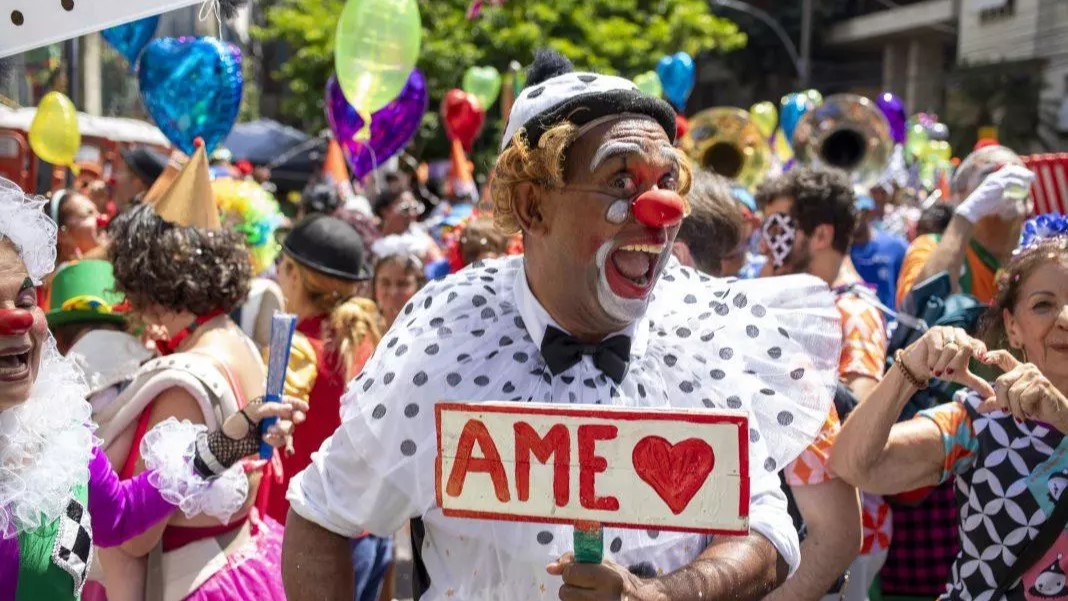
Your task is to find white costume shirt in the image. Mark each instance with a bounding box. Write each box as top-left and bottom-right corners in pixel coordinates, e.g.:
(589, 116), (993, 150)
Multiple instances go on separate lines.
(289, 256), (842, 600)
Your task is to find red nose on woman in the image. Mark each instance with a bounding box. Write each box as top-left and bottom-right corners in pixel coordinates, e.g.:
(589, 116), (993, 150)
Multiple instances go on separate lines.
(632, 189), (685, 228)
(0, 309), (34, 336)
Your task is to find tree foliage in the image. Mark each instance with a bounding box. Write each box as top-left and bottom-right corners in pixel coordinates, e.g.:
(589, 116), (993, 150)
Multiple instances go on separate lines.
(255, 0), (745, 167)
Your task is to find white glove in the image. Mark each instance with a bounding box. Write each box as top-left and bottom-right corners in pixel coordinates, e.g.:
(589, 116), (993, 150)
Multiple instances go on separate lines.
(954, 165), (1036, 223)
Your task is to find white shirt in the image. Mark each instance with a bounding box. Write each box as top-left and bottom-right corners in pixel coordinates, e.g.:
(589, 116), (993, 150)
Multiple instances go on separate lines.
(289, 256), (841, 600)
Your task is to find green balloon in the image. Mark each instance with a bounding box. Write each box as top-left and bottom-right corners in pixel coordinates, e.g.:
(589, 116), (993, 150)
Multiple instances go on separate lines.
(335, 0), (422, 128)
(462, 66), (503, 110)
(634, 71), (662, 98)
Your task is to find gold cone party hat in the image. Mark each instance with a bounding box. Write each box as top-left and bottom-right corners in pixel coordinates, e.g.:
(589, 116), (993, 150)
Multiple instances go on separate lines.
(150, 139), (221, 230)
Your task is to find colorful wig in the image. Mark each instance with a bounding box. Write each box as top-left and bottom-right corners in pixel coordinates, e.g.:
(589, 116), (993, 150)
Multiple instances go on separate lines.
(212, 178), (284, 274)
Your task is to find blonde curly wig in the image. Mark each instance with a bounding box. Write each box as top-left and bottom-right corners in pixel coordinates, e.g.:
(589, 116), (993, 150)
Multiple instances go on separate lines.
(491, 123), (694, 235)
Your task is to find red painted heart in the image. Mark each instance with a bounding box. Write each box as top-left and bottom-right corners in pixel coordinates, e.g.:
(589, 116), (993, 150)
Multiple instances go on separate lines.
(632, 436), (714, 515)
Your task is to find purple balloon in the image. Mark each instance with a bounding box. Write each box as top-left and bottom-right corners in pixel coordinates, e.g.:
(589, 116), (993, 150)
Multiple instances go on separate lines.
(876, 92), (906, 144)
(326, 70), (428, 179)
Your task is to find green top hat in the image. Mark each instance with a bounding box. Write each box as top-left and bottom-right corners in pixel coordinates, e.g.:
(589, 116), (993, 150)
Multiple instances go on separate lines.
(47, 260), (128, 329)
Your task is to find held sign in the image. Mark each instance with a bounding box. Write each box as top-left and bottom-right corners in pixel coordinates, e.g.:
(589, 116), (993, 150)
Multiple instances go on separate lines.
(435, 402), (749, 535)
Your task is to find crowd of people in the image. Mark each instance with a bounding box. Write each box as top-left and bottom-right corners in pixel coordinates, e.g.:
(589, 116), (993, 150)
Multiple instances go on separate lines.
(0, 48), (1066, 601)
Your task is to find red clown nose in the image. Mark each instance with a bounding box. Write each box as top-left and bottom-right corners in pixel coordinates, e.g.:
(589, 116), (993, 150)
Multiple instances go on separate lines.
(632, 189), (685, 228)
(0, 309), (34, 335)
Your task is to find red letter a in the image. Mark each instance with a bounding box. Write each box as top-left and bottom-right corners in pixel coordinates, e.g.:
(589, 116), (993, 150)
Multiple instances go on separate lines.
(514, 422), (570, 506)
(445, 419), (510, 502)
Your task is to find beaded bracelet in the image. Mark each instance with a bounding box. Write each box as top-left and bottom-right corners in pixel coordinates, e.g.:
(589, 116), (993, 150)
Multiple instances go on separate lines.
(894, 349), (929, 390)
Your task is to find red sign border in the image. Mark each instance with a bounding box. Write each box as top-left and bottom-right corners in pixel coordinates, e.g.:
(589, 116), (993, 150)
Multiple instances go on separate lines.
(435, 401), (750, 536)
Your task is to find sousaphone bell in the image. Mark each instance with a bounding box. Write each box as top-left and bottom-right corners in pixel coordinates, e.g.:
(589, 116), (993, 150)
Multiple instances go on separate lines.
(681, 107), (772, 190)
(792, 94), (893, 188)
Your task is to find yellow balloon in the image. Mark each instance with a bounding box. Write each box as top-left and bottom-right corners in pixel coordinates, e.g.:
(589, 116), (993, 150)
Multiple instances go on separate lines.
(749, 101), (777, 138)
(29, 92), (80, 167)
(929, 140), (952, 162)
(335, 0), (422, 140)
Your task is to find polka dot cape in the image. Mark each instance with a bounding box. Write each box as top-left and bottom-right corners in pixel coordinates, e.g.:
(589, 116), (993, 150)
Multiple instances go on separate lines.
(290, 255), (841, 599)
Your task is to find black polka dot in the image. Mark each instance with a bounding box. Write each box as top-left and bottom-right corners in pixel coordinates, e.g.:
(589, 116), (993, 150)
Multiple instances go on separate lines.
(474, 375), (490, 386)
(726, 395), (742, 408)
(577, 74), (597, 83)
(425, 344), (439, 355)
(514, 316), (525, 329)
(733, 294), (748, 308)
(684, 294), (697, 304)
(790, 368), (805, 380)
(647, 530), (660, 539)
(61, 0), (75, 10)
(503, 382), (516, 393)
(680, 381), (694, 393)
(423, 296), (432, 309)
(405, 403), (420, 418)
(702, 398), (714, 408)
(777, 411), (793, 426)
(662, 274), (676, 282)
(638, 384), (647, 398)
(430, 317), (445, 327)
(700, 332), (715, 342)
(413, 371), (428, 386)
(11, 10), (24, 25)
(400, 440), (417, 456)
(362, 378), (374, 392)
(764, 457), (777, 471)
(372, 404), (387, 419)
(383, 372), (395, 385)
(664, 354), (678, 367)
(583, 378), (596, 388)
(404, 303), (414, 316)
(447, 291), (458, 303)
(487, 350), (499, 360)
(542, 371), (552, 384)
(768, 347), (782, 359)
(457, 354), (471, 363)
(719, 348), (734, 360)
(513, 351), (529, 363)
(562, 375), (574, 384)
(499, 336), (513, 347)
(676, 327), (692, 338)
(469, 329), (484, 337)
(446, 373), (462, 386)
(746, 325), (759, 338)
(610, 537), (622, 553)
(778, 327), (790, 339)
(568, 391), (577, 402)
(536, 530), (553, 544)
(750, 429), (760, 442)
(395, 344), (408, 357)
(714, 302), (729, 316)
(480, 275), (493, 282)
(472, 295), (487, 307)
(610, 386), (620, 398)
(761, 388), (775, 396)
(752, 305), (767, 317)
(710, 369), (726, 380)
(481, 308), (496, 320)
(527, 86), (545, 98)
(387, 337), (399, 349)
(438, 327), (453, 336)
(699, 312), (712, 320)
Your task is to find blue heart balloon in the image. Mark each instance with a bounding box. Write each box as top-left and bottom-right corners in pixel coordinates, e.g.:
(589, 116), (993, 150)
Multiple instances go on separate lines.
(780, 93), (810, 144)
(656, 52), (696, 110)
(101, 16), (159, 68)
(139, 37), (243, 156)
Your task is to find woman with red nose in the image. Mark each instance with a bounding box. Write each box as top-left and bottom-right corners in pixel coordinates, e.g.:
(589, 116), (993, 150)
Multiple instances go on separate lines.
(0, 177), (305, 601)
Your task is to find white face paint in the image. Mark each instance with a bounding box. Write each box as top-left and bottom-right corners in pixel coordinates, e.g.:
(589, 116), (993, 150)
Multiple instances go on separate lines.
(593, 240), (650, 323)
(606, 199), (630, 225)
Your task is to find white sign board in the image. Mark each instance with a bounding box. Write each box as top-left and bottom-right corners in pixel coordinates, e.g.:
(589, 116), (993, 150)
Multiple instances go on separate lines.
(1, 0), (202, 59)
(436, 402), (749, 535)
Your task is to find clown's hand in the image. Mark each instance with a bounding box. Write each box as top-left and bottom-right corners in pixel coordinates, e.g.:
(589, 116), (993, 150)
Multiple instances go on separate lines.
(954, 165), (1035, 223)
(195, 396), (309, 478)
(548, 553), (661, 601)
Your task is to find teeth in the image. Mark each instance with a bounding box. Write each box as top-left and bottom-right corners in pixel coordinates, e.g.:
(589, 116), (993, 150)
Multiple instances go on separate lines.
(619, 243), (665, 254)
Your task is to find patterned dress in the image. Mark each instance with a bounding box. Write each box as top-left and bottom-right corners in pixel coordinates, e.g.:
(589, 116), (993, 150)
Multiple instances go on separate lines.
(921, 391), (1068, 600)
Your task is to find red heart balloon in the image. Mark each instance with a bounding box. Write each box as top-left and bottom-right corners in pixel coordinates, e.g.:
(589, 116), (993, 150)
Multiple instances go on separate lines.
(441, 89), (485, 152)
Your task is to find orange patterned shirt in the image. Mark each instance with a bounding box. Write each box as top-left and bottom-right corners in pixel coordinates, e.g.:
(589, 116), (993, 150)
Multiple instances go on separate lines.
(835, 288), (888, 381)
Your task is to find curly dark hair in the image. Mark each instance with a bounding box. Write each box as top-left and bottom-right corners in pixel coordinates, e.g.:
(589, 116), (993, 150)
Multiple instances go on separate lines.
(756, 167), (856, 254)
(108, 204), (252, 316)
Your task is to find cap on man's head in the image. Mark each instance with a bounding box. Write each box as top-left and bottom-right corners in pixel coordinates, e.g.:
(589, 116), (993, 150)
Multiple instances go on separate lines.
(119, 147), (168, 187)
(500, 49), (678, 152)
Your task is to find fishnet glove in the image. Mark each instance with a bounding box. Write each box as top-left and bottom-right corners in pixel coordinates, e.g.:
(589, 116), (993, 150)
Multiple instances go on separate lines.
(193, 398), (263, 479)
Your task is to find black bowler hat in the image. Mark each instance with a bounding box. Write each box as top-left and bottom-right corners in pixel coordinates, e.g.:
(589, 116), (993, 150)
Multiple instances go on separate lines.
(119, 147), (169, 186)
(282, 214), (371, 281)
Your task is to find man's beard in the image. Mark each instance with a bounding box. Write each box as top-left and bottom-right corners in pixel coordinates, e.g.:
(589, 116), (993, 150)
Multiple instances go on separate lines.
(780, 239), (813, 276)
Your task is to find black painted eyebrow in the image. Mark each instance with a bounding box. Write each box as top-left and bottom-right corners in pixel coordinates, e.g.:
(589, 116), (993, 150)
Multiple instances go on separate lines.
(19, 277), (33, 292)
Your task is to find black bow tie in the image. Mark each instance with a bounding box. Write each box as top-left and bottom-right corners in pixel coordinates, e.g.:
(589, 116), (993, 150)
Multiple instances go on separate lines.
(540, 326), (632, 385)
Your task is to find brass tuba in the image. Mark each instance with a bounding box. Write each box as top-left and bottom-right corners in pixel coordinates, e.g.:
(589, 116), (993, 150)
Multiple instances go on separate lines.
(681, 107), (772, 190)
(792, 94), (893, 188)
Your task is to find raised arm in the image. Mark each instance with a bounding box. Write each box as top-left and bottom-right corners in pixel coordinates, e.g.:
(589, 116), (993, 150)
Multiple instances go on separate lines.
(912, 215), (974, 296)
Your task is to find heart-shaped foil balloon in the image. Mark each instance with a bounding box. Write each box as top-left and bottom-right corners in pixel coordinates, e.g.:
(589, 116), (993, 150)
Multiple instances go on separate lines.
(633, 71), (662, 98)
(101, 16), (159, 68)
(655, 52), (695, 110)
(441, 89), (485, 152)
(326, 69), (428, 179)
(138, 37), (243, 156)
(462, 65), (502, 110)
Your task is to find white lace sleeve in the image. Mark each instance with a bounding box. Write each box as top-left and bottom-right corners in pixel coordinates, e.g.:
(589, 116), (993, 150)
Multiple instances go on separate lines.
(139, 417), (249, 524)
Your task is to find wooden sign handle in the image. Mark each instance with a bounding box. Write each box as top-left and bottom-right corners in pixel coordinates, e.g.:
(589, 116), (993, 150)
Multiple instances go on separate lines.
(573, 521), (603, 564)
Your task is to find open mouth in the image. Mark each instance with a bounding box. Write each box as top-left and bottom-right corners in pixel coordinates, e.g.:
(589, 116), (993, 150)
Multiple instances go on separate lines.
(0, 347), (31, 382)
(605, 241), (666, 298)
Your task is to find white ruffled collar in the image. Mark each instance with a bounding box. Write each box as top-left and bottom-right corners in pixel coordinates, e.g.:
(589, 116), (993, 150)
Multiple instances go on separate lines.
(0, 339), (94, 537)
